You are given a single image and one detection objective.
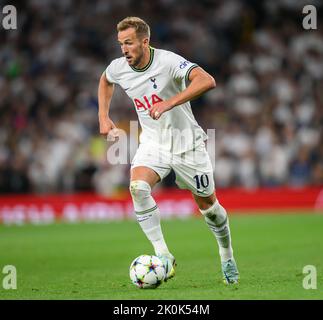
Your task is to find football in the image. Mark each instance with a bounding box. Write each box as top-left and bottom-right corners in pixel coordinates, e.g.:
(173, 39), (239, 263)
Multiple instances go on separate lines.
(129, 255), (166, 289)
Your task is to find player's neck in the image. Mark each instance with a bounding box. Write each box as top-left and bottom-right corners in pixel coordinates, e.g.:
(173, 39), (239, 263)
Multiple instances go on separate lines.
(135, 47), (152, 69)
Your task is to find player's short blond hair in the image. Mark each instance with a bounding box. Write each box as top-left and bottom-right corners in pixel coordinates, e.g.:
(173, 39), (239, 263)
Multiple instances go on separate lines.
(117, 17), (150, 40)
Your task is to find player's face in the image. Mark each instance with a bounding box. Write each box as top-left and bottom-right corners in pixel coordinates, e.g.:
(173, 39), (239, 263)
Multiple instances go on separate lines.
(118, 28), (148, 67)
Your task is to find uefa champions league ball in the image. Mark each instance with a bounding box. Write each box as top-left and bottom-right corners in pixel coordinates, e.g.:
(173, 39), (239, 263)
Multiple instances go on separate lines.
(129, 255), (166, 289)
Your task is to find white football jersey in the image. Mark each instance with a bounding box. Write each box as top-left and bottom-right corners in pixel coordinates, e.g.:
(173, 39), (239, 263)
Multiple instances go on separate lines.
(105, 47), (208, 154)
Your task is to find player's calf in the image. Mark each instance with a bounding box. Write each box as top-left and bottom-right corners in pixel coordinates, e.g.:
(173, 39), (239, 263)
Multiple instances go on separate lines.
(129, 180), (170, 257)
(199, 199), (239, 283)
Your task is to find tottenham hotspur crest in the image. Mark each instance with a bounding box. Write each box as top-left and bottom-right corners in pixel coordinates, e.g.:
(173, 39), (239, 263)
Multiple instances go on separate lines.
(150, 78), (157, 89)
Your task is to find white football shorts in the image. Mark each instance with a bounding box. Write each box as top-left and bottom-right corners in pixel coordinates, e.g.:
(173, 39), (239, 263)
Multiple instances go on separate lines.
(131, 142), (215, 197)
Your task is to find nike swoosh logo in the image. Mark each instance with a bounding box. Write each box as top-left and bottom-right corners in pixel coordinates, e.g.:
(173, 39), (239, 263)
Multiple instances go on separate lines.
(124, 87), (130, 91)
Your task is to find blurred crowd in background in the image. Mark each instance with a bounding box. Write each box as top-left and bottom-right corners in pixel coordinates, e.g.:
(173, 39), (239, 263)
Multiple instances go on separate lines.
(0, 0), (323, 195)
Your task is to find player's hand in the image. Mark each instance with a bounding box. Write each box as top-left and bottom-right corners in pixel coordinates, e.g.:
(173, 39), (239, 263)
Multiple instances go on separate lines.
(149, 100), (174, 120)
(99, 117), (119, 140)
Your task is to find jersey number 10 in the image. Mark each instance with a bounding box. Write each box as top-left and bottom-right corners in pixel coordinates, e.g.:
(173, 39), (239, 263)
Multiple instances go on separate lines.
(193, 174), (209, 190)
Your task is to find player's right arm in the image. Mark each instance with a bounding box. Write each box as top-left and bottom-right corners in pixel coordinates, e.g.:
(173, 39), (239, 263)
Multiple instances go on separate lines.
(98, 72), (116, 136)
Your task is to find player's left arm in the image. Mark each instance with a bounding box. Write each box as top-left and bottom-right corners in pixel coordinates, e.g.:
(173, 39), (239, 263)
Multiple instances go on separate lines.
(149, 67), (216, 120)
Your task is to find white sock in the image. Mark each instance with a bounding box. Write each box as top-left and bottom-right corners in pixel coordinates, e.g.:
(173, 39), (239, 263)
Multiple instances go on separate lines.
(200, 200), (233, 262)
(130, 180), (170, 256)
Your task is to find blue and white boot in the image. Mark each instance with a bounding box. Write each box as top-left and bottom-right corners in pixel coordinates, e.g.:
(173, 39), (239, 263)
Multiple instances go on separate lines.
(221, 258), (239, 284)
(158, 253), (176, 281)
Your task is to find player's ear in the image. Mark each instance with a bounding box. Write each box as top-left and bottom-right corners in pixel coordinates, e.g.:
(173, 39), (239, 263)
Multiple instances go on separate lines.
(142, 37), (149, 47)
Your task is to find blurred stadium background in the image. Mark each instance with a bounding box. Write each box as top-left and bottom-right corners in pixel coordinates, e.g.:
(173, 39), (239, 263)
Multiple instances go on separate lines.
(0, 0), (323, 224)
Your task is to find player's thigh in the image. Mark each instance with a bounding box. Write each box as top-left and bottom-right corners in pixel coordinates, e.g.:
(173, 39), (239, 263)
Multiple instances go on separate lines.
(130, 166), (161, 188)
(131, 144), (172, 188)
(172, 144), (215, 197)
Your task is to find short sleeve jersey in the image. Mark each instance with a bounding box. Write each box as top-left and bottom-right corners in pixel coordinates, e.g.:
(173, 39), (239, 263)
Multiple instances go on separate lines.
(105, 47), (208, 154)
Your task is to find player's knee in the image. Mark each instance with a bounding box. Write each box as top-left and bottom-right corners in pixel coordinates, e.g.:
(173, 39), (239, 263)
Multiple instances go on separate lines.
(129, 180), (152, 202)
(195, 193), (216, 211)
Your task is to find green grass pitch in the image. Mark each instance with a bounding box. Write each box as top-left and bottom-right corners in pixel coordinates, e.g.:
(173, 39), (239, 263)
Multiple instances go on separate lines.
(0, 212), (322, 300)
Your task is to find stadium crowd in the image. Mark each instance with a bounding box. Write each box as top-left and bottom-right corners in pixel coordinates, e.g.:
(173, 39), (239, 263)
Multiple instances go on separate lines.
(0, 0), (322, 194)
